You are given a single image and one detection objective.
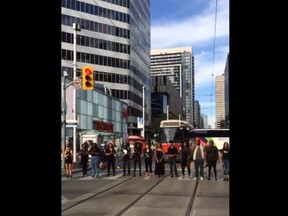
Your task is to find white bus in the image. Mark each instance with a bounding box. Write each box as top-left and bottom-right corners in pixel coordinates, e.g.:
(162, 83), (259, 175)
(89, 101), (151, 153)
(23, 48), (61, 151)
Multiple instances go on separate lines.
(193, 128), (230, 149)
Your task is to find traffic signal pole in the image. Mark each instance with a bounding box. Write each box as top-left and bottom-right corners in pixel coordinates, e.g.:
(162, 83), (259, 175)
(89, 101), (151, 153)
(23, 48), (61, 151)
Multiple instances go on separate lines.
(72, 23), (81, 163)
(62, 72), (76, 169)
(62, 71), (67, 169)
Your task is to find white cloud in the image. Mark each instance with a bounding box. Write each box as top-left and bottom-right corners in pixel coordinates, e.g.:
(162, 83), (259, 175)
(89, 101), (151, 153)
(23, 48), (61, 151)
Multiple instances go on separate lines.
(151, 0), (229, 49)
(194, 46), (229, 89)
(151, 0), (229, 127)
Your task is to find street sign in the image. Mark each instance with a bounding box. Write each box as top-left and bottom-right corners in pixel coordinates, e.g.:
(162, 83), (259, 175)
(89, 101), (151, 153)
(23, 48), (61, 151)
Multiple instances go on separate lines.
(73, 79), (81, 89)
(66, 120), (78, 127)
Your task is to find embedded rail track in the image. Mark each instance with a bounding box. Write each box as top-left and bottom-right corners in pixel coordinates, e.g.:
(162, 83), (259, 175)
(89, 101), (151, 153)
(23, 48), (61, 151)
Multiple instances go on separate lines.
(62, 172), (201, 216)
(62, 161), (229, 216)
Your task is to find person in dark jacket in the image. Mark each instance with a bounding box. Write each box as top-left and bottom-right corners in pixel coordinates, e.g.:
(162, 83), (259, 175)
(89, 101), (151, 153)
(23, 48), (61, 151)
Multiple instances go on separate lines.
(105, 142), (117, 176)
(219, 142), (230, 181)
(180, 141), (191, 178)
(79, 142), (89, 177)
(205, 140), (220, 180)
(122, 142), (131, 176)
(144, 143), (154, 176)
(167, 140), (178, 177)
(154, 142), (165, 177)
(89, 141), (101, 178)
(64, 146), (73, 178)
(132, 141), (142, 176)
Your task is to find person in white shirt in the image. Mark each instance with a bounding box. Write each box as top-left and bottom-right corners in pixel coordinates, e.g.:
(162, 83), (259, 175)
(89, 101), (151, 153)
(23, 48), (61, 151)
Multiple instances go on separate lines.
(192, 138), (205, 180)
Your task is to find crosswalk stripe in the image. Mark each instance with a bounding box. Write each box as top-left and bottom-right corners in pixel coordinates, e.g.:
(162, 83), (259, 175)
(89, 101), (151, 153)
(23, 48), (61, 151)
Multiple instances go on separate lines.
(102, 173), (124, 180)
(61, 196), (70, 203)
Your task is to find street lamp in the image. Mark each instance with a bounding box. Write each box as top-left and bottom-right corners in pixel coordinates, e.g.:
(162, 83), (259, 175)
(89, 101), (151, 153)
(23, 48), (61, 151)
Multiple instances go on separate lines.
(72, 23), (81, 162)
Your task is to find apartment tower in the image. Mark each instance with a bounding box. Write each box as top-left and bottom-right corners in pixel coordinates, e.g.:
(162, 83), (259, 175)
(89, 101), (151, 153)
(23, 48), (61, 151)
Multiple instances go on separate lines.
(215, 74), (225, 128)
(150, 47), (195, 126)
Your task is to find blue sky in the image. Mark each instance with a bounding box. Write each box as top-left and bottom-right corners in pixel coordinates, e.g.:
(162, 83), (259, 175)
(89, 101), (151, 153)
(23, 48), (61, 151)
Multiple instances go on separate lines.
(150, 0), (229, 127)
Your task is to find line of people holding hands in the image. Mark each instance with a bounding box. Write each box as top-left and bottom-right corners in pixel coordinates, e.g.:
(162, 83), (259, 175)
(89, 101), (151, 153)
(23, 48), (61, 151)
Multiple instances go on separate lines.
(121, 139), (229, 181)
(66, 138), (229, 181)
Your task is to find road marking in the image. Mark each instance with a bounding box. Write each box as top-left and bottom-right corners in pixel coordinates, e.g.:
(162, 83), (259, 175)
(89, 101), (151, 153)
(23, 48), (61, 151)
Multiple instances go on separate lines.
(61, 196), (70, 204)
(102, 173), (123, 180)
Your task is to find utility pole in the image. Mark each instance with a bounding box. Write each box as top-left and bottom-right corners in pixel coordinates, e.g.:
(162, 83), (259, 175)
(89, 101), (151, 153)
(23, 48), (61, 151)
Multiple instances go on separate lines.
(142, 85), (146, 138)
(167, 105), (169, 120)
(62, 71), (76, 169)
(62, 71), (68, 170)
(72, 23), (81, 162)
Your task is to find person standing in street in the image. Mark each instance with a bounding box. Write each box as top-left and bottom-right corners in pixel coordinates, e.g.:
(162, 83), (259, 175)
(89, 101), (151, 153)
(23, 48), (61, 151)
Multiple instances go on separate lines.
(154, 142), (165, 177)
(180, 141), (191, 178)
(64, 146), (73, 178)
(105, 142), (117, 176)
(219, 141), (230, 181)
(167, 140), (178, 177)
(192, 138), (205, 180)
(205, 140), (220, 180)
(144, 143), (154, 176)
(79, 142), (89, 177)
(132, 141), (142, 176)
(89, 141), (101, 178)
(122, 142), (131, 176)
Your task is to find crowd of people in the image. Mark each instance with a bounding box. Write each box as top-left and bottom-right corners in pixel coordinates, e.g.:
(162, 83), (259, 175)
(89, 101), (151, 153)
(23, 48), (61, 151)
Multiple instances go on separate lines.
(63, 138), (230, 181)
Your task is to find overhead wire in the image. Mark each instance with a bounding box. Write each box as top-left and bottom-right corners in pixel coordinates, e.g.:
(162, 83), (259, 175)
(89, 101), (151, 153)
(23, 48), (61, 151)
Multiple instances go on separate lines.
(208, 0), (218, 121)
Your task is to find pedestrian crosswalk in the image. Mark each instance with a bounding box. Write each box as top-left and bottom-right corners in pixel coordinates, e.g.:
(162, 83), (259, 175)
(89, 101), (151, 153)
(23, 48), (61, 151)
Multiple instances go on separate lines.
(62, 168), (226, 181)
(61, 195), (69, 204)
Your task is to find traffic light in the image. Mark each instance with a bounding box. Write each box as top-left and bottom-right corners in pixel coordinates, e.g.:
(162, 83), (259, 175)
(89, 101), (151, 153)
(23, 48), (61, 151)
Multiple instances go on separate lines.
(82, 66), (94, 90)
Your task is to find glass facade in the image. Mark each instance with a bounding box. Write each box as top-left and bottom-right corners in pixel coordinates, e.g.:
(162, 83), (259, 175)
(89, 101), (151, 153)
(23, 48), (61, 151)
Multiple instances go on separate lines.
(62, 79), (128, 152)
(61, 0), (151, 137)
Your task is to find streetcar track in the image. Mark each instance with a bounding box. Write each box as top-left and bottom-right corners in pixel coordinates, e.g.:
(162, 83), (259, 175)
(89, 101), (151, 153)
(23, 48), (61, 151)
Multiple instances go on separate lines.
(62, 174), (170, 214)
(186, 178), (199, 216)
(62, 175), (134, 212)
(62, 163), (199, 215)
(115, 176), (167, 216)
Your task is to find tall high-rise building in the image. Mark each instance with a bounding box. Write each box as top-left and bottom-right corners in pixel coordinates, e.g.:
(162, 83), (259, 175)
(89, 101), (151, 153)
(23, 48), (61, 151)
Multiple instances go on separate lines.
(194, 100), (201, 128)
(215, 74), (225, 128)
(224, 53), (229, 128)
(150, 47), (195, 126)
(201, 113), (208, 129)
(61, 0), (151, 137)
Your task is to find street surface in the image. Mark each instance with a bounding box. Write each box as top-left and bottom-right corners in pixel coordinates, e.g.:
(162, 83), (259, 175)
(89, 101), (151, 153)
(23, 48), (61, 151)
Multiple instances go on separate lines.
(62, 162), (229, 216)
